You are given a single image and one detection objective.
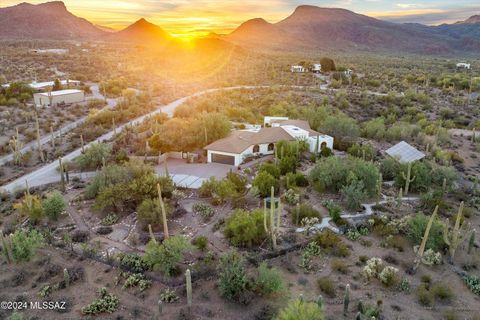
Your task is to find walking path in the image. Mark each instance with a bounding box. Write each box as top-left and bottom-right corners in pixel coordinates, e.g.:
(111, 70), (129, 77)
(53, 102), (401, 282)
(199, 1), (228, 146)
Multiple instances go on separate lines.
(296, 194), (419, 234)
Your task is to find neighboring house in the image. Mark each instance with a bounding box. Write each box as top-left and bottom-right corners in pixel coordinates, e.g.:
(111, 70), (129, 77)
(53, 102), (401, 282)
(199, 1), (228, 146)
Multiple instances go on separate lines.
(264, 116), (289, 126)
(312, 64), (322, 73)
(2, 79), (81, 90)
(456, 63), (471, 70)
(34, 89), (85, 107)
(385, 141), (425, 164)
(291, 65), (306, 73)
(344, 69), (353, 76)
(205, 118), (334, 166)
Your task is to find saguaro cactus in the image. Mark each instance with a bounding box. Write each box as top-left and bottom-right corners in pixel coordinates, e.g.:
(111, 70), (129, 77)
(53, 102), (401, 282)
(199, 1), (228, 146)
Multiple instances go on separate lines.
(401, 162), (415, 195)
(376, 173), (383, 206)
(157, 183), (169, 239)
(9, 127), (23, 165)
(80, 134), (85, 153)
(50, 125), (55, 149)
(63, 268), (70, 287)
(0, 230), (12, 264)
(468, 230), (475, 254)
(264, 186), (281, 250)
(413, 205), (438, 272)
(443, 201), (470, 264)
(343, 284), (350, 316)
(59, 157), (66, 192)
(397, 188), (403, 207)
(35, 112), (44, 162)
(186, 269), (192, 308)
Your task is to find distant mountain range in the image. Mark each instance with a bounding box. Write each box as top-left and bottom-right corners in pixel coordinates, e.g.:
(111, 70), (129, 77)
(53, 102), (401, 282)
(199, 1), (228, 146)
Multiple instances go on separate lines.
(1, 1), (480, 54)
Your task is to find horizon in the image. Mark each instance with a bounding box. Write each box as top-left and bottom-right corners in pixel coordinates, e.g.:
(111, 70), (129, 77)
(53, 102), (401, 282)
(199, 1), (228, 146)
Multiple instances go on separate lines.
(1, 0), (480, 38)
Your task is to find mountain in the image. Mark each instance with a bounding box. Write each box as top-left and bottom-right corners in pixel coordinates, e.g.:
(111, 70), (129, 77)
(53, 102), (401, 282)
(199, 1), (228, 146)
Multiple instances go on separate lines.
(107, 18), (175, 46)
(459, 15), (480, 24)
(226, 5), (452, 53)
(0, 1), (105, 39)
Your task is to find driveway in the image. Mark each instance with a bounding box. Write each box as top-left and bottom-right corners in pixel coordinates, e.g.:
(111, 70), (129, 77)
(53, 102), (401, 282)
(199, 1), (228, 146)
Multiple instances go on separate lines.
(155, 158), (233, 189)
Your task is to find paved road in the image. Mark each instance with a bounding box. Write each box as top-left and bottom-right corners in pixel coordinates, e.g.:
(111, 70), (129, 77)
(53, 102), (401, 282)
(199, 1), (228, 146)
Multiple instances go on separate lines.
(0, 84), (118, 166)
(0, 86), (270, 193)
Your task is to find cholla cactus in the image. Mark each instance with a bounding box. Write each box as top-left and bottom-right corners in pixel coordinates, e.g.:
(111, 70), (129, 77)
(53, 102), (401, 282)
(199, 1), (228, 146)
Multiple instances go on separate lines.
(379, 266), (399, 286)
(301, 217), (320, 235)
(420, 248), (442, 265)
(362, 258), (384, 281)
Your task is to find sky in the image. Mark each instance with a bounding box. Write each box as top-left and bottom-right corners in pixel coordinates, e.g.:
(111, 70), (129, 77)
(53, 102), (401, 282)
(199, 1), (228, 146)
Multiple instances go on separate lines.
(1, 0), (479, 37)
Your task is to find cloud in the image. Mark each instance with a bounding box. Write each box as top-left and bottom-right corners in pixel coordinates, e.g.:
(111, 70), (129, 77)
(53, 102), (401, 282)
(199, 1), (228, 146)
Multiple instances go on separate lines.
(396, 4), (419, 9)
(371, 6), (480, 25)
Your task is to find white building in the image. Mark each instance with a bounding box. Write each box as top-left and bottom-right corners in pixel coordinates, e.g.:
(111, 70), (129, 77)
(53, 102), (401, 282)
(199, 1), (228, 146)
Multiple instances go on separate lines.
(291, 65), (306, 73)
(34, 89), (85, 107)
(2, 79), (81, 90)
(205, 118), (333, 166)
(264, 116), (289, 127)
(344, 69), (353, 76)
(313, 64), (322, 73)
(456, 63), (471, 69)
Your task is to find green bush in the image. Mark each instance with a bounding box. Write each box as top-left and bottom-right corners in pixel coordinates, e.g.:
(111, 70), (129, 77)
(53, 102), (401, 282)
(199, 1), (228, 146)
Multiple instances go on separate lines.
(255, 263), (284, 295)
(416, 284), (433, 306)
(10, 229), (44, 262)
(199, 177), (237, 204)
(380, 157), (400, 180)
(42, 191), (66, 220)
(314, 231), (350, 257)
(347, 143), (375, 161)
(289, 204), (322, 226)
(341, 177), (367, 210)
(191, 236), (208, 251)
(14, 194), (44, 223)
(253, 171), (279, 198)
(275, 299), (325, 320)
(463, 274), (480, 296)
(136, 198), (171, 229)
(76, 142), (112, 170)
(217, 250), (248, 302)
(116, 253), (149, 273)
(224, 209), (266, 247)
(226, 172), (248, 193)
(259, 162), (281, 179)
(407, 213), (445, 251)
(192, 202), (215, 221)
(143, 236), (191, 277)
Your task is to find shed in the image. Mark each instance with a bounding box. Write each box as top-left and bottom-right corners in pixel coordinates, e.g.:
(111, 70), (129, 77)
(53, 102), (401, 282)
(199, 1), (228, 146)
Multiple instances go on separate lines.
(385, 141), (425, 163)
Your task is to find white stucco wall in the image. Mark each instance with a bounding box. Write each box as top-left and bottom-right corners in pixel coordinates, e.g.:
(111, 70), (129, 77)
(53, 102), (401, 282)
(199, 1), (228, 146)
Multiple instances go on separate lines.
(34, 91), (84, 107)
(308, 135), (334, 153)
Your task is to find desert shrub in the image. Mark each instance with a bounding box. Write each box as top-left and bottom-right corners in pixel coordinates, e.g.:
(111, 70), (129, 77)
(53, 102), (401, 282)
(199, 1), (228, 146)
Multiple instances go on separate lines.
(160, 288), (178, 302)
(347, 143), (375, 161)
(416, 284), (434, 306)
(259, 162), (281, 179)
(309, 157), (379, 196)
(463, 274), (480, 296)
(285, 172), (309, 188)
(431, 283), (453, 301)
(224, 209), (266, 247)
(317, 277), (336, 298)
(255, 263), (284, 295)
(284, 189), (300, 205)
(217, 250), (249, 302)
(300, 242), (321, 271)
(136, 198), (171, 229)
(380, 157), (400, 180)
(314, 230), (350, 257)
(192, 202), (215, 221)
(362, 117), (386, 140)
(42, 191), (66, 221)
(191, 236), (208, 251)
(323, 200), (342, 224)
(341, 177), (367, 210)
(331, 259), (349, 274)
(275, 298), (325, 320)
(253, 171), (279, 197)
(81, 287), (119, 315)
(290, 204), (321, 226)
(379, 266), (400, 287)
(121, 272), (151, 292)
(346, 229), (361, 241)
(143, 236), (191, 277)
(407, 213), (445, 251)
(117, 253), (149, 273)
(9, 229), (44, 262)
(226, 172), (248, 193)
(76, 142), (112, 170)
(101, 214), (118, 226)
(199, 177), (237, 204)
(14, 194), (44, 222)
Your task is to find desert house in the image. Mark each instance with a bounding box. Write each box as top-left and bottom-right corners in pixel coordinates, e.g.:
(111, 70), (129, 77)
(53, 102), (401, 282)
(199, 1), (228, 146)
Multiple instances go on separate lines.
(205, 118), (333, 166)
(34, 89), (85, 107)
(290, 65), (306, 73)
(312, 64), (322, 73)
(2, 79), (81, 91)
(456, 62), (471, 69)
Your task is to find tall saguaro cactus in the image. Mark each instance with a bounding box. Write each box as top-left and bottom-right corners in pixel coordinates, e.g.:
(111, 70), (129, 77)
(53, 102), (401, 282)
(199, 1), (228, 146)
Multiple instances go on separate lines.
(157, 183), (169, 239)
(264, 186), (281, 251)
(343, 284), (350, 316)
(0, 230), (12, 264)
(35, 112), (44, 162)
(401, 162), (415, 195)
(413, 205), (438, 272)
(443, 201), (470, 264)
(376, 173), (383, 206)
(9, 127), (23, 165)
(59, 157), (66, 192)
(186, 269), (192, 308)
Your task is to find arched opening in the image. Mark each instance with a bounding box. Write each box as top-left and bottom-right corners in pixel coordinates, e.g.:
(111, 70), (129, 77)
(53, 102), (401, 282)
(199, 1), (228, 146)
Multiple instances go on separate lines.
(253, 144), (260, 153)
(320, 142), (327, 150)
(267, 143), (275, 151)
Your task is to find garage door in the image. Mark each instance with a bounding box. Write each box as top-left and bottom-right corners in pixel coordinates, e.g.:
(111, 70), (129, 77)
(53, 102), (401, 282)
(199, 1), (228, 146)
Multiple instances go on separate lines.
(211, 153), (235, 165)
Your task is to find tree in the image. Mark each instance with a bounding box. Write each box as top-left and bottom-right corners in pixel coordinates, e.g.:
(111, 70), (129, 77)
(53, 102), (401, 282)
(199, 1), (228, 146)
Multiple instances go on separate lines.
(341, 177), (367, 211)
(136, 198), (171, 230)
(52, 79), (62, 91)
(224, 209), (266, 247)
(143, 236), (191, 276)
(320, 57), (336, 72)
(275, 299), (325, 320)
(42, 191), (66, 220)
(218, 250), (248, 302)
(76, 143), (112, 170)
(253, 172), (279, 197)
(9, 229), (44, 262)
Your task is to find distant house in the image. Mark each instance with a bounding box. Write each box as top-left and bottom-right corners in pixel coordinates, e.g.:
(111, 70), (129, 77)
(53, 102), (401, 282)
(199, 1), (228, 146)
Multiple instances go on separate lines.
(385, 141), (425, 164)
(456, 63), (471, 70)
(205, 118), (334, 166)
(2, 79), (81, 91)
(34, 89), (85, 107)
(344, 69), (353, 76)
(291, 65), (306, 73)
(264, 116), (289, 126)
(312, 64), (322, 73)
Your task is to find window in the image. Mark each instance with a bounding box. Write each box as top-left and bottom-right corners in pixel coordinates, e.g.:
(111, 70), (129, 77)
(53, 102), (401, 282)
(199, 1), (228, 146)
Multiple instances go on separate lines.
(267, 143), (275, 151)
(253, 145), (260, 153)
